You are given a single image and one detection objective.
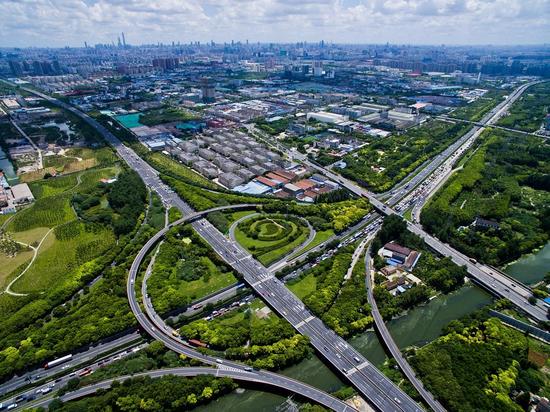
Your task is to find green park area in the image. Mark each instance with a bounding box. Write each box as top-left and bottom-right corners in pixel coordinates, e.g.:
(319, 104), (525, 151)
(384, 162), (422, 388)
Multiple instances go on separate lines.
(179, 297), (310, 370)
(139, 107), (199, 126)
(497, 82), (550, 132)
(340, 120), (471, 192)
(0, 165), (149, 382)
(233, 214), (311, 266)
(411, 312), (550, 411)
(421, 129), (550, 266)
(255, 117), (292, 135)
(287, 244), (373, 338)
(148, 224), (238, 314)
(450, 89), (507, 122)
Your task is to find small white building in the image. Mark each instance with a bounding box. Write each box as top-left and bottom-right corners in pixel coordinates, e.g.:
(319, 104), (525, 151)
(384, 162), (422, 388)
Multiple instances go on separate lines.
(11, 183), (34, 205)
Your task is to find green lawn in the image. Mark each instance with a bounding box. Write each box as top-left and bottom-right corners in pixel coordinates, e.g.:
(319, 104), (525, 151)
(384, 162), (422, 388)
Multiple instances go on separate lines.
(287, 273), (317, 300)
(178, 258), (237, 302)
(289, 229), (334, 258)
(0, 249), (33, 290)
(226, 210), (257, 227)
(258, 230), (309, 266)
(147, 152), (220, 189)
(233, 215), (311, 266)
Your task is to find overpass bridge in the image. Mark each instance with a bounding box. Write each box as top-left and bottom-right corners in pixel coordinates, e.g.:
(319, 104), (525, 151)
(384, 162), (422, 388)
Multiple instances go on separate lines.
(127, 203), (354, 412)
(23, 367), (349, 411)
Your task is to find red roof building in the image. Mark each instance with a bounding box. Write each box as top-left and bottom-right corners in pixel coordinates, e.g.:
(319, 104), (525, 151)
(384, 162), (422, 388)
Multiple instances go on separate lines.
(266, 172), (290, 184)
(255, 176), (279, 188)
(294, 179), (316, 190)
(272, 169), (297, 181)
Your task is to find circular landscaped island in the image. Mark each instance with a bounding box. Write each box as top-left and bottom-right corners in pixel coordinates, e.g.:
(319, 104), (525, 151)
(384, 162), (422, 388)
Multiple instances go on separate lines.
(233, 214), (312, 266)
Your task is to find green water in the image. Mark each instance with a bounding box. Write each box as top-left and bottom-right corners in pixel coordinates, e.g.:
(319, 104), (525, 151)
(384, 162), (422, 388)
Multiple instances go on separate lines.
(504, 242), (550, 285)
(115, 113), (143, 129)
(0, 147), (18, 184)
(198, 244), (550, 411)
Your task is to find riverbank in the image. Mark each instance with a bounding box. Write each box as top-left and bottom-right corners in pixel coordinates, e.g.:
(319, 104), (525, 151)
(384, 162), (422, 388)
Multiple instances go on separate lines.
(197, 242), (550, 411)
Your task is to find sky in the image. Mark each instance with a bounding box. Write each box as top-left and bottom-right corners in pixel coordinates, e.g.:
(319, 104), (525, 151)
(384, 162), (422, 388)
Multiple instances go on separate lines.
(1, 0), (549, 47)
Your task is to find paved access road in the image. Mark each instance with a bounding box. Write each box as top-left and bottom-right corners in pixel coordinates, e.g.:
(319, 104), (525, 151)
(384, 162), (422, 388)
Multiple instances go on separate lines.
(365, 248), (446, 412)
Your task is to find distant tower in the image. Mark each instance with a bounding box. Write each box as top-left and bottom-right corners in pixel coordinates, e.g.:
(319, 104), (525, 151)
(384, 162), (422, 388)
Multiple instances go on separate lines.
(200, 78), (216, 103)
(313, 61), (323, 77)
(84, 41), (88, 48)
(122, 32), (126, 47)
(117, 36), (122, 47)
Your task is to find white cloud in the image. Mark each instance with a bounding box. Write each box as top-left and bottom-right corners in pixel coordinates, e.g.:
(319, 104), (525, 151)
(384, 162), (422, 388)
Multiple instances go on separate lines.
(0, 0), (548, 46)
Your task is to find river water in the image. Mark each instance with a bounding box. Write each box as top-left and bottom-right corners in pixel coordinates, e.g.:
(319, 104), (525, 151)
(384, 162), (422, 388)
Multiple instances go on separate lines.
(197, 243), (550, 411)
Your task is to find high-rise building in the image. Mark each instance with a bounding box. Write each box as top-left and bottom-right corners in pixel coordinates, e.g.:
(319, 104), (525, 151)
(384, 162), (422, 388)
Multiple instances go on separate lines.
(200, 78), (216, 103)
(8, 61), (23, 76)
(313, 61), (323, 77)
(53, 60), (61, 74)
(32, 61), (44, 75)
(152, 57), (179, 71)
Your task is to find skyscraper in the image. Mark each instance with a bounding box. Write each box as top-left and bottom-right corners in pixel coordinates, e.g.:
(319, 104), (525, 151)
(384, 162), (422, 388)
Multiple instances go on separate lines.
(200, 78), (216, 103)
(8, 61), (23, 76)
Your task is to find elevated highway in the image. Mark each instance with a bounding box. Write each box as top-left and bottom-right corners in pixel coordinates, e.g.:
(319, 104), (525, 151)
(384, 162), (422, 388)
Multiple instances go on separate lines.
(23, 367), (347, 411)
(127, 203), (354, 412)
(304, 81), (548, 323)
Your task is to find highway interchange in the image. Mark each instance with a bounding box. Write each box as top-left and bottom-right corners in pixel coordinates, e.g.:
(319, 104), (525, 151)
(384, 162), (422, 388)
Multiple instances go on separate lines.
(305, 80), (548, 324)
(2, 79), (546, 411)
(41, 85), (423, 411)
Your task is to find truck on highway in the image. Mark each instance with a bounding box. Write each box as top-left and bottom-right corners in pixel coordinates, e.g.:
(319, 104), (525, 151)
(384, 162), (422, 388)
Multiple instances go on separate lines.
(78, 368), (93, 378)
(44, 354), (72, 369)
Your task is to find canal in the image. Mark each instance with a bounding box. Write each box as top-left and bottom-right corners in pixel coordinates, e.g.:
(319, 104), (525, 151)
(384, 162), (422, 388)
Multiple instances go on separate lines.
(197, 243), (550, 411)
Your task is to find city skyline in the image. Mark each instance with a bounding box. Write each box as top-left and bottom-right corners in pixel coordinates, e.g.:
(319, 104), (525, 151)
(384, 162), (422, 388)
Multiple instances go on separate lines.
(1, 0), (549, 48)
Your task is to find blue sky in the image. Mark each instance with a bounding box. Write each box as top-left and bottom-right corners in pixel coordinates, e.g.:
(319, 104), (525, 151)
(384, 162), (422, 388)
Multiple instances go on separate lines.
(1, 0), (549, 47)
